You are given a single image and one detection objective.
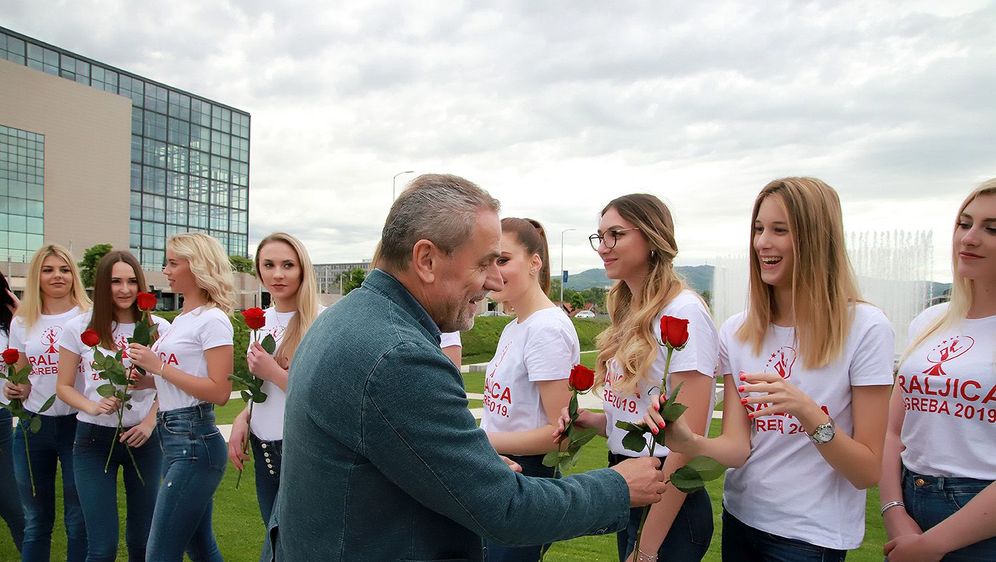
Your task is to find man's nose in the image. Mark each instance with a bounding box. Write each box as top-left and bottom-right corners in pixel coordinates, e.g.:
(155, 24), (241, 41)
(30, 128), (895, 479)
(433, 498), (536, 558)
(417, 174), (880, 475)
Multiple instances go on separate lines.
(483, 263), (504, 292)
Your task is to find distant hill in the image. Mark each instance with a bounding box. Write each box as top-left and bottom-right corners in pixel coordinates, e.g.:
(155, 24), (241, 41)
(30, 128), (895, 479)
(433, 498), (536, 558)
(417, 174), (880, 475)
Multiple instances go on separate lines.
(567, 266), (951, 301)
(566, 266), (714, 295)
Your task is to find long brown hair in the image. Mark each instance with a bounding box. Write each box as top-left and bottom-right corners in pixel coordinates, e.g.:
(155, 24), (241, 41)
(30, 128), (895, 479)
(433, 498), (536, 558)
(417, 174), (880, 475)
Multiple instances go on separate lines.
(736, 177), (862, 369)
(595, 194), (688, 394)
(88, 251), (147, 350)
(500, 217), (551, 293)
(254, 233), (320, 364)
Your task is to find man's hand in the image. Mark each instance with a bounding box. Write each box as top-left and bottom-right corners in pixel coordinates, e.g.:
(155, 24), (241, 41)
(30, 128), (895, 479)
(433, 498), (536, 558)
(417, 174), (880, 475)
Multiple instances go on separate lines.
(610, 457), (666, 507)
(499, 455), (522, 473)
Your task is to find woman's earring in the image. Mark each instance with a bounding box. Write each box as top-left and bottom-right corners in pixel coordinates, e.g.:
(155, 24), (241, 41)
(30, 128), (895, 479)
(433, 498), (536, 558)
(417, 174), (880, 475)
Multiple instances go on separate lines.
(650, 249), (657, 259)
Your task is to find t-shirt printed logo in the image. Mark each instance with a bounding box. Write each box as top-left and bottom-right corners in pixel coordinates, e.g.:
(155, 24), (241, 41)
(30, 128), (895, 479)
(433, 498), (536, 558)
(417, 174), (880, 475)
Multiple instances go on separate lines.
(41, 326), (63, 354)
(923, 336), (974, 376)
(484, 343), (512, 418)
(267, 325), (285, 341)
(765, 346), (797, 380)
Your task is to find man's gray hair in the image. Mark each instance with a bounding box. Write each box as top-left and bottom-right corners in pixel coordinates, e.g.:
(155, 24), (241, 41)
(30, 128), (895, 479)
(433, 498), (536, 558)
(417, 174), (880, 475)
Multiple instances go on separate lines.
(379, 174), (501, 271)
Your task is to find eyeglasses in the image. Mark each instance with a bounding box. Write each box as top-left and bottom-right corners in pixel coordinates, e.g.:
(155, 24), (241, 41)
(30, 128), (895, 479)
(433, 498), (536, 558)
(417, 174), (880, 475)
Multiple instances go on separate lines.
(589, 228), (640, 251)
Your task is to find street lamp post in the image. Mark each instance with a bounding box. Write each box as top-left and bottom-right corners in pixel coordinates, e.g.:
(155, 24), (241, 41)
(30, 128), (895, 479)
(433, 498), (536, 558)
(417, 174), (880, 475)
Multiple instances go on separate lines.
(560, 228), (576, 308)
(392, 170), (415, 201)
(339, 271), (346, 295)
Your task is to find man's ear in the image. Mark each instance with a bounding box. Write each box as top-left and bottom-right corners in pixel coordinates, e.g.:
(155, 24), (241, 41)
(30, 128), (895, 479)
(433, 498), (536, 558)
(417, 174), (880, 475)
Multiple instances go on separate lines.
(411, 239), (437, 283)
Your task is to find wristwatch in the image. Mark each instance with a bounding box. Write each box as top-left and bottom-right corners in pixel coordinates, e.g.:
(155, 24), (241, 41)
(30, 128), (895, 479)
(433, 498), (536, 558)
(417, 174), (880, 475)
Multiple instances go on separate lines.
(809, 416), (835, 445)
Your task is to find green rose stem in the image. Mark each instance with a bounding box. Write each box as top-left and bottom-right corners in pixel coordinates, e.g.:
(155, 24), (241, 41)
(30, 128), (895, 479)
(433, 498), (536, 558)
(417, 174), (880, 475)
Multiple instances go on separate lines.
(2, 361), (54, 496)
(232, 325), (273, 489)
(632, 345), (674, 559)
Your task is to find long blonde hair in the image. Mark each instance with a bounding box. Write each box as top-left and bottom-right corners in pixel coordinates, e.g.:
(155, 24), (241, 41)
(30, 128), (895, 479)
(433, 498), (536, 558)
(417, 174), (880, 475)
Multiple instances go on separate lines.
(254, 232), (320, 364)
(595, 194), (688, 395)
(168, 233), (236, 314)
(902, 178), (996, 360)
(17, 244), (91, 329)
(737, 178), (862, 369)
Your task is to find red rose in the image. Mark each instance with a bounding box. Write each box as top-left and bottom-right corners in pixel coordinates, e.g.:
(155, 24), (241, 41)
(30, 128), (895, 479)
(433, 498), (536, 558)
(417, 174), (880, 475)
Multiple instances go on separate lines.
(660, 315), (689, 350)
(569, 364), (595, 393)
(136, 292), (157, 311)
(2, 348), (18, 365)
(81, 329), (101, 348)
(241, 307), (266, 331)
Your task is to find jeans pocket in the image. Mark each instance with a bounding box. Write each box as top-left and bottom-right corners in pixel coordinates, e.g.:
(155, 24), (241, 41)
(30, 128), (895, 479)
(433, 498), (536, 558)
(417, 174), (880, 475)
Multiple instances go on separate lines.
(946, 488), (982, 510)
(161, 418), (192, 436)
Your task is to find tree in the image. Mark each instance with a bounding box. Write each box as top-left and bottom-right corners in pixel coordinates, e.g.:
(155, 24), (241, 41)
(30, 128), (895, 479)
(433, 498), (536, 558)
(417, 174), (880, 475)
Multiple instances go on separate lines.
(230, 255), (254, 274)
(569, 292), (585, 310)
(342, 267), (366, 295)
(78, 243), (113, 288)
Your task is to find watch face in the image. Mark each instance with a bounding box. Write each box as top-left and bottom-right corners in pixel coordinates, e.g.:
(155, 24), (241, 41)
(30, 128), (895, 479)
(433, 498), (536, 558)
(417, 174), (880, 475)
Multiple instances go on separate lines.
(812, 423), (835, 444)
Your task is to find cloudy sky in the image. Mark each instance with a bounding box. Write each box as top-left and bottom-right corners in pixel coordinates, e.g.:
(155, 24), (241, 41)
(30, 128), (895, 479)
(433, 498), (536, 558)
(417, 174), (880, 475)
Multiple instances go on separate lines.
(5, 0), (995, 281)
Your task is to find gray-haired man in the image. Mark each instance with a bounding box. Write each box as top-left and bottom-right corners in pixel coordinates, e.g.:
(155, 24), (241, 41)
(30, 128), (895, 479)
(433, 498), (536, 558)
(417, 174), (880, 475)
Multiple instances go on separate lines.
(266, 174), (665, 561)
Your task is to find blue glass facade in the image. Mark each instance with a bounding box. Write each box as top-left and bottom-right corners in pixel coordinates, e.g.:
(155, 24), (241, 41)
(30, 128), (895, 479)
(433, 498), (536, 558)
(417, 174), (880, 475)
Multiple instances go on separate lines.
(0, 27), (250, 268)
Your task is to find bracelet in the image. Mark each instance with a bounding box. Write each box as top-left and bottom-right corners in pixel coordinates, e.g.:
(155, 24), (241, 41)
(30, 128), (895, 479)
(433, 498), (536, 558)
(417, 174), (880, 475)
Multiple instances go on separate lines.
(159, 360), (167, 377)
(635, 548), (658, 562)
(880, 500), (905, 516)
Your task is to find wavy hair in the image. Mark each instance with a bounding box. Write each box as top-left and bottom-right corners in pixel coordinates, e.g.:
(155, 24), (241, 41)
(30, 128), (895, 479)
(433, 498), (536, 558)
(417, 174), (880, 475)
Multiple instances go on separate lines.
(88, 251), (147, 350)
(902, 178), (996, 362)
(254, 232), (320, 364)
(595, 194), (688, 395)
(736, 177), (862, 369)
(17, 244), (91, 329)
(167, 233), (236, 314)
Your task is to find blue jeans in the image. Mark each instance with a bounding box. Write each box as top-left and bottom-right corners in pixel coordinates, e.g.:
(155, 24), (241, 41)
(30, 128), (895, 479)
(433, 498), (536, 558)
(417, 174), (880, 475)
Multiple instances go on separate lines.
(611, 453), (713, 562)
(146, 404), (226, 562)
(902, 466), (996, 561)
(722, 508), (846, 562)
(0, 408), (25, 551)
(249, 434), (281, 527)
(484, 454), (557, 562)
(13, 413), (87, 562)
(74, 421), (162, 562)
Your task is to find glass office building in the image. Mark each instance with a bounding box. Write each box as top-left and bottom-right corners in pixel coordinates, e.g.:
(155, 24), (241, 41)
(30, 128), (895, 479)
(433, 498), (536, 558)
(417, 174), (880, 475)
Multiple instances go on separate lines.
(0, 26), (250, 268)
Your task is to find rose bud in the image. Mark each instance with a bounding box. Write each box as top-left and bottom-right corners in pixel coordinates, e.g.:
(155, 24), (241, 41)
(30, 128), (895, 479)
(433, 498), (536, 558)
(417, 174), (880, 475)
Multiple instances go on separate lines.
(568, 364), (596, 393)
(81, 329), (101, 348)
(241, 307), (266, 330)
(2, 348), (19, 365)
(660, 315), (689, 350)
(136, 292), (157, 311)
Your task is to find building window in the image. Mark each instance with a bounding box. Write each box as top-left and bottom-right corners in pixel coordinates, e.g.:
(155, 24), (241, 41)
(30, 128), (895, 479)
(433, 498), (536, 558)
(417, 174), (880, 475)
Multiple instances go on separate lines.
(0, 124), (44, 262)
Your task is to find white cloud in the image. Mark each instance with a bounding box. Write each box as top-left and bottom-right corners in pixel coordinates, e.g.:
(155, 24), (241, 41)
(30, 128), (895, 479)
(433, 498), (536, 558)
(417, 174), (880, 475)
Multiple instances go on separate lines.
(4, 0), (993, 280)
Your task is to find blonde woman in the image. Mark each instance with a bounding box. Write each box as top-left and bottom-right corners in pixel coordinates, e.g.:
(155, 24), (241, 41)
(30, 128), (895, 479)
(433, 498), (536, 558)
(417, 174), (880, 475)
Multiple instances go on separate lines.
(645, 178), (894, 561)
(228, 233), (322, 528)
(127, 232), (235, 562)
(563, 194), (719, 562)
(3, 244), (90, 561)
(880, 180), (996, 562)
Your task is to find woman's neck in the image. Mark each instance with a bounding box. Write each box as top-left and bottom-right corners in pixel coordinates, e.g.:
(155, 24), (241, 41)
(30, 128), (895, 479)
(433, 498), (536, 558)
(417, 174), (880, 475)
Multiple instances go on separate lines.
(623, 270), (648, 304)
(510, 285), (555, 322)
(41, 295), (75, 315)
(113, 308), (138, 323)
(771, 285), (794, 326)
(272, 297), (296, 313)
(968, 279), (996, 318)
(182, 290), (208, 313)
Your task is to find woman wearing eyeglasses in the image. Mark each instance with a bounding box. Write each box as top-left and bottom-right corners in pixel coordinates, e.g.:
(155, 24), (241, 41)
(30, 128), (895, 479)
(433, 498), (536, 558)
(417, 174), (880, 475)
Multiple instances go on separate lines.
(561, 194), (719, 562)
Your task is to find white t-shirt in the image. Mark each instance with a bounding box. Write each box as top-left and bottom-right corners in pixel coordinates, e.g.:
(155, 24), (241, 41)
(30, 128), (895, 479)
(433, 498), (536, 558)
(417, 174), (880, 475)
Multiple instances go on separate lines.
(440, 331), (462, 349)
(603, 290), (719, 457)
(151, 306), (233, 412)
(59, 312), (170, 428)
(898, 304), (996, 480)
(479, 307), (580, 433)
(248, 306), (325, 441)
(721, 303), (894, 550)
(9, 307), (85, 416)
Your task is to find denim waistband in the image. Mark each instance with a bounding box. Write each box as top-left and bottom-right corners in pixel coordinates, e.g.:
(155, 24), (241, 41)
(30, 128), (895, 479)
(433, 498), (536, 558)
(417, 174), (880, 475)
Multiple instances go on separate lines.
(902, 465), (994, 493)
(157, 402), (215, 423)
(77, 420), (142, 435)
(249, 433), (282, 447)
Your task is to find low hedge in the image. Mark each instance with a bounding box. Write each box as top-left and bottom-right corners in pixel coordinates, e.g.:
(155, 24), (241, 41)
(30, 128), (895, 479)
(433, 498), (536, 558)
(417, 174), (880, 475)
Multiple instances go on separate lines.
(153, 311), (609, 380)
